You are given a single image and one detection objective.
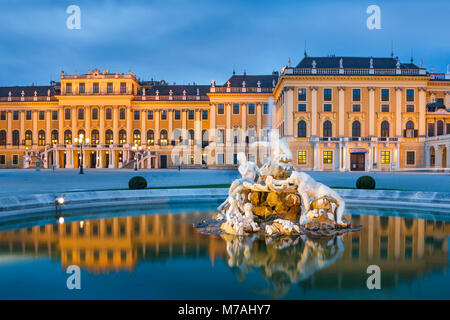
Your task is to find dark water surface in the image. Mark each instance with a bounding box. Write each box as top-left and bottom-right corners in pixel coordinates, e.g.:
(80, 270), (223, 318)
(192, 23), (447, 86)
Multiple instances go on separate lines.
(0, 203), (449, 299)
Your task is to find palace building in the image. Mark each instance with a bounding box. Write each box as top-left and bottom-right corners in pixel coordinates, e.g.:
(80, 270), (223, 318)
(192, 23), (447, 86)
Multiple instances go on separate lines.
(0, 55), (449, 171)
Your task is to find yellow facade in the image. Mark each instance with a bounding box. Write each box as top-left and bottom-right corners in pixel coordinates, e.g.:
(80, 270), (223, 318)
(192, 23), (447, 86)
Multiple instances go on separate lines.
(1, 58), (450, 171)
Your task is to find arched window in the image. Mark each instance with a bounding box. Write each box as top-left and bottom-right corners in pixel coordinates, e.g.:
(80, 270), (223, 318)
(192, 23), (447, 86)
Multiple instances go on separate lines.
(297, 120), (307, 137)
(437, 120), (444, 136)
(51, 130), (58, 145)
(323, 120), (332, 137)
(160, 129), (168, 146)
(64, 130), (72, 144)
(352, 120), (361, 137)
(119, 129), (126, 144)
(406, 121), (415, 130)
(12, 130), (19, 146)
(0, 130), (6, 146)
(188, 129), (195, 145)
(133, 129), (141, 146)
(173, 129), (182, 144)
(77, 129), (85, 140)
(38, 130), (46, 146)
(147, 130), (154, 146)
(25, 130), (32, 146)
(202, 129), (209, 143)
(381, 121), (390, 137)
(91, 130), (99, 144)
(105, 129), (113, 145)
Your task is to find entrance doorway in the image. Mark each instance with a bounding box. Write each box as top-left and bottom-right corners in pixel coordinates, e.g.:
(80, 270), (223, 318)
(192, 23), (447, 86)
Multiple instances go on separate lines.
(90, 152), (96, 168)
(350, 153), (365, 171)
(160, 155), (168, 168)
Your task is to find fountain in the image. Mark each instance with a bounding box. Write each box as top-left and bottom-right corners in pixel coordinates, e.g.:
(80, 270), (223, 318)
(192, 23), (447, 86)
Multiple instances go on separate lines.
(196, 130), (356, 237)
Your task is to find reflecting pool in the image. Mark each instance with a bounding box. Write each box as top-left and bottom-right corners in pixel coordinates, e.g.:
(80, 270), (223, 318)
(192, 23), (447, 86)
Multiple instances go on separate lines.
(0, 203), (449, 299)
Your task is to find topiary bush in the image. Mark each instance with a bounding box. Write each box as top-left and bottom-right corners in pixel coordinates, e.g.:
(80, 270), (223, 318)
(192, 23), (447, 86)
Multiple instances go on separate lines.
(129, 176), (148, 190)
(356, 175), (376, 190)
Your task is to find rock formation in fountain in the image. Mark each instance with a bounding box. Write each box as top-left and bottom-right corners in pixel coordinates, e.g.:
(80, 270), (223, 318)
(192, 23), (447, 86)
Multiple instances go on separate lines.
(216, 131), (351, 236)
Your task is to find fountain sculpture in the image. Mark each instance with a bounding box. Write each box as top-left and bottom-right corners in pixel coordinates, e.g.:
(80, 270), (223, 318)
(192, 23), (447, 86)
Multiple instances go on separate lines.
(214, 131), (352, 237)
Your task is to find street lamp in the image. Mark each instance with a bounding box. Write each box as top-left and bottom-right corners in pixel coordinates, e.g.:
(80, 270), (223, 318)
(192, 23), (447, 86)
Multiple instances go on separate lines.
(132, 144), (143, 171)
(74, 134), (90, 174)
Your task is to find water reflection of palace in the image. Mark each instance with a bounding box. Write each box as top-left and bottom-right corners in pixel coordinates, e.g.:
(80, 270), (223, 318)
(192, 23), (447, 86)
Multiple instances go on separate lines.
(0, 214), (448, 287)
(0, 212), (227, 273)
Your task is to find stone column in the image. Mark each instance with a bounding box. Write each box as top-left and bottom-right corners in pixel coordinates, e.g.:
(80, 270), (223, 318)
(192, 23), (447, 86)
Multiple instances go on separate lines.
(110, 149), (115, 168)
(313, 142), (319, 171)
(58, 107), (64, 144)
(256, 103), (261, 139)
(395, 87), (402, 137)
(55, 149), (60, 168)
(32, 110), (38, 146)
(435, 145), (442, 168)
(368, 87), (375, 136)
(85, 105), (90, 140)
(6, 111), (12, 146)
(418, 88), (426, 136)
(113, 106), (119, 145)
(241, 103), (247, 143)
(20, 110), (25, 143)
(285, 88), (294, 137)
(97, 150), (103, 168)
(446, 144), (450, 168)
(141, 109), (146, 146)
(368, 143), (373, 171)
(99, 106), (105, 144)
(181, 109), (187, 141)
(126, 106), (132, 145)
(209, 104), (216, 143)
(310, 87), (318, 136)
(226, 104), (232, 165)
(66, 147), (73, 168)
(45, 110), (51, 145)
(168, 109), (173, 142)
(155, 109), (160, 144)
(335, 143), (340, 171)
(71, 106), (78, 139)
(395, 143), (400, 170)
(424, 144), (430, 168)
(338, 87), (345, 137)
(194, 109), (202, 164)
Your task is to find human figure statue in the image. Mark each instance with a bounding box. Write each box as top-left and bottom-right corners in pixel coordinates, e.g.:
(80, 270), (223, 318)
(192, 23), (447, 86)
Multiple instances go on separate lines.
(218, 152), (259, 212)
(287, 171), (346, 226)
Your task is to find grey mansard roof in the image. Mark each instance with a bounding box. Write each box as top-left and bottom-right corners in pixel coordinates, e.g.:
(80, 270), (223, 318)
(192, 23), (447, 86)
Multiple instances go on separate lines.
(223, 74), (278, 87)
(296, 56), (420, 69)
(0, 85), (58, 97)
(141, 84), (210, 96)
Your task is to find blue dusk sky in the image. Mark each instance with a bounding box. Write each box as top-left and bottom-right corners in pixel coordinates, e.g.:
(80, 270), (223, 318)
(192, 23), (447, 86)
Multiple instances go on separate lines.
(0, 0), (449, 87)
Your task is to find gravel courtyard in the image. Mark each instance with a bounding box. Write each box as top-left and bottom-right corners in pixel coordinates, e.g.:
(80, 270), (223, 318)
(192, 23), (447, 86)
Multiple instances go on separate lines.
(0, 168), (449, 196)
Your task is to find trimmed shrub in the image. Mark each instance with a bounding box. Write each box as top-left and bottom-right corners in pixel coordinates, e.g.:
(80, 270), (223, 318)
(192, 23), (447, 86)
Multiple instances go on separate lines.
(356, 175), (376, 190)
(129, 176), (148, 190)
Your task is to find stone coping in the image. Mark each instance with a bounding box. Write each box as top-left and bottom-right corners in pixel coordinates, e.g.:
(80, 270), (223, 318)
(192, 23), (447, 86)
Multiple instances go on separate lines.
(0, 188), (450, 218)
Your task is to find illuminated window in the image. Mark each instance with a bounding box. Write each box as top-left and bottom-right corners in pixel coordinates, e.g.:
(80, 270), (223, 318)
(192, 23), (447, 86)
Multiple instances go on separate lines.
(381, 151), (390, 164)
(119, 130), (126, 144)
(105, 130), (113, 144)
(160, 130), (168, 146)
(38, 130), (45, 146)
(91, 130), (99, 144)
(133, 130), (141, 146)
(323, 151), (332, 164)
(25, 130), (32, 146)
(64, 130), (72, 144)
(298, 151), (306, 165)
(147, 130), (154, 145)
